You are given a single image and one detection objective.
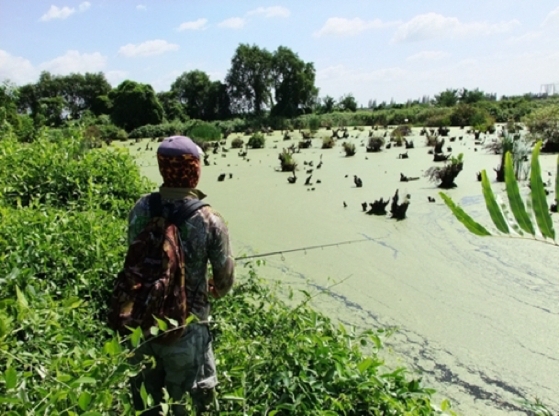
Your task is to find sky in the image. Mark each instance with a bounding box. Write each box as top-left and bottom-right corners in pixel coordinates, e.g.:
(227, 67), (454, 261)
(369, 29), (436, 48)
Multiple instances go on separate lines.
(1, 0), (558, 105)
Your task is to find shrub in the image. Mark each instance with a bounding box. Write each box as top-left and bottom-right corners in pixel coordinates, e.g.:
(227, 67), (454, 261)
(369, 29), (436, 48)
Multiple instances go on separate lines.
(278, 149), (297, 171)
(343, 141), (356, 156)
(308, 115), (321, 132)
(0, 131), (153, 217)
(187, 121), (221, 142)
(247, 132), (265, 149)
(425, 153), (464, 188)
(322, 136), (335, 149)
(231, 137), (244, 149)
(524, 105), (559, 150)
(366, 136), (384, 152)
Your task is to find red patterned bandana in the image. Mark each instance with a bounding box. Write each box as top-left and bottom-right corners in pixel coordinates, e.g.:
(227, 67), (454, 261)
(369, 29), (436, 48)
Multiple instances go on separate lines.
(157, 153), (201, 188)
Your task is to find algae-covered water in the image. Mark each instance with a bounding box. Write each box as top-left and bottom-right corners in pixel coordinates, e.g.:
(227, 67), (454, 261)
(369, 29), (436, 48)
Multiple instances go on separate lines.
(123, 128), (559, 415)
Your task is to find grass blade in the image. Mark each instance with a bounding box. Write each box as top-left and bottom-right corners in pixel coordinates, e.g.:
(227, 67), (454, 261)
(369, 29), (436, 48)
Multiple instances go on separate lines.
(504, 152), (535, 236)
(481, 170), (509, 234)
(439, 192), (491, 236)
(530, 141), (555, 240)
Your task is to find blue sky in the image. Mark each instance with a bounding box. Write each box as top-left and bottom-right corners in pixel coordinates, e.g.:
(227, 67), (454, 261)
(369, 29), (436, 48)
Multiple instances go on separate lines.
(1, 1), (558, 105)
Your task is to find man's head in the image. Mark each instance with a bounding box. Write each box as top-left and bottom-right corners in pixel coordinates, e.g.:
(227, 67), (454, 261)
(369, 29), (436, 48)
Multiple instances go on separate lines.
(157, 135), (202, 188)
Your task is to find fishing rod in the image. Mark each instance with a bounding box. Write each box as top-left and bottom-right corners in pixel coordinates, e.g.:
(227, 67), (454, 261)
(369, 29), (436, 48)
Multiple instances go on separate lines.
(234, 237), (373, 261)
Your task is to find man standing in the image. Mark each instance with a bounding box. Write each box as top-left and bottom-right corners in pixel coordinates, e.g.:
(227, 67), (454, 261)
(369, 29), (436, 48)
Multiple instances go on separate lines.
(127, 135), (235, 415)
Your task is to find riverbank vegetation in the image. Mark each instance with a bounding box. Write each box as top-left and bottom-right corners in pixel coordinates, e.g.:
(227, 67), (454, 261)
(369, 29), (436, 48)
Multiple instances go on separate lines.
(0, 127), (450, 414)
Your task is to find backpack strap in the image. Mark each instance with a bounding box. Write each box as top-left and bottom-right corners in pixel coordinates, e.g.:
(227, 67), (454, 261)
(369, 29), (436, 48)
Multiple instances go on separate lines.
(147, 192), (209, 224)
(173, 199), (209, 225)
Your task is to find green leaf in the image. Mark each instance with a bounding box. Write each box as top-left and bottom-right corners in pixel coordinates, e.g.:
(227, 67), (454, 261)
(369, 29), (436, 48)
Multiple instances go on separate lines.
(70, 377), (96, 387)
(130, 327), (142, 348)
(78, 391), (92, 411)
(5, 366), (17, 390)
(357, 358), (375, 374)
(504, 152), (535, 236)
(439, 193), (491, 236)
(556, 154), (559, 203)
(15, 286), (28, 310)
(530, 142), (555, 240)
(154, 317), (168, 331)
(481, 170), (509, 234)
(103, 337), (121, 356)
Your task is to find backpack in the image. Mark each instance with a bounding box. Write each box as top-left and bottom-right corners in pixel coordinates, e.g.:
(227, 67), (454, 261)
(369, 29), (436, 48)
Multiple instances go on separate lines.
(108, 193), (208, 344)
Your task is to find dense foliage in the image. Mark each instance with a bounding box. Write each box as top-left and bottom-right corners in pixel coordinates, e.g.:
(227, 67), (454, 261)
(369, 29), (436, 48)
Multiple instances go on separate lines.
(0, 128), (450, 414)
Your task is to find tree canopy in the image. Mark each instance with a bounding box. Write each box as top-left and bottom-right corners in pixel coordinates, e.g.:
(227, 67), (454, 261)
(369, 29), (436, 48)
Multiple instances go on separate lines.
(109, 80), (164, 132)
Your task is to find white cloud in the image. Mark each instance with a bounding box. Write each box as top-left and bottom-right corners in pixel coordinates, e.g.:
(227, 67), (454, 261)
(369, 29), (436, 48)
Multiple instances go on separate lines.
(218, 17), (246, 29)
(136, 4), (146, 11)
(105, 70), (128, 86)
(392, 13), (520, 43)
(247, 6), (290, 18)
(78, 2), (90, 12)
(317, 65), (406, 83)
(0, 50), (37, 84)
(542, 6), (559, 27)
(177, 18), (208, 31)
(118, 40), (179, 58)
(313, 17), (397, 37)
(507, 31), (542, 44)
(39, 50), (107, 74)
(407, 50), (450, 62)
(40, 5), (75, 21)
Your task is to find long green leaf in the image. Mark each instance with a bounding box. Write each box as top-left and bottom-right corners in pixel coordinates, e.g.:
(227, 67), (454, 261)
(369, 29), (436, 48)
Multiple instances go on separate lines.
(555, 156), (559, 203)
(481, 170), (509, 234)
(530, 142), (555, 240)
(504, 152), (535, 235)
(439, 192), (491, 236)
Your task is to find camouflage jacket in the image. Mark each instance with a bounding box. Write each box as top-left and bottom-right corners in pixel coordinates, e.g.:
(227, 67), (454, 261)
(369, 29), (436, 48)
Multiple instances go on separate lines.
(127, 187), (233, 322)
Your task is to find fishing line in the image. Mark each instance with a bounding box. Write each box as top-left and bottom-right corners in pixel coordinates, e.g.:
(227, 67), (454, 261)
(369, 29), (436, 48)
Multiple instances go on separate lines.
(234, 237), (375, 261)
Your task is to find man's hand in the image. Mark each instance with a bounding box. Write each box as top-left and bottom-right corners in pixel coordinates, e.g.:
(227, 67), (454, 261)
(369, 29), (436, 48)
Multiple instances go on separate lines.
(208, 278), (220, 299)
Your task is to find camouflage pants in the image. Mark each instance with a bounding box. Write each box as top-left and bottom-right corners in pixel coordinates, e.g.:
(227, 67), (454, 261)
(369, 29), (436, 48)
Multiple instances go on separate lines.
(130, 323), (217, 415)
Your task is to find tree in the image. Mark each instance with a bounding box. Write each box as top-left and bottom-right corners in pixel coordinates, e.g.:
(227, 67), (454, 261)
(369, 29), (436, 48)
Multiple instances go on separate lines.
(171, 70), (214, 120)
(434, 89), (458, 107)
(459, 88), (486, 104)
(270, 46), (318, 118)
(225, 44), (273, 116)
(157, 91), (187, 122)
(318, 96), (336, 114)
(110, 80), (164, 132)
(338, 94), (357, 112)
(206, 80), (231, 121)
(0, 80), (20, 128)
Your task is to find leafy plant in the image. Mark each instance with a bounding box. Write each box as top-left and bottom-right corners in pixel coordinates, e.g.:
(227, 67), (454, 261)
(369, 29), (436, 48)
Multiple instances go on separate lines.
(367, 136), (384, 152)
(322, 136), (335, 149)
(440, 142), (555, 242)
(187, 121), (222, 142)
(425, 153), (464, 189)
(278, 148), (297, 172)
(247, 132), (266, 149)
(342, 141), (356, 156)
(231, 137), (244, 149)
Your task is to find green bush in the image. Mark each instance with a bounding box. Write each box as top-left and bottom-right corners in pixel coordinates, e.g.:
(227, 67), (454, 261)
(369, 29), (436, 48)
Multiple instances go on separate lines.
(278, 149), (297, 171)
(231, 137), (244, 149)
(187, 121), (221, 142)
(322, 136), (335, 149)
(247, 132), (265, 149)
(0, 130), (153, 217)
(343, 141), (356, 156)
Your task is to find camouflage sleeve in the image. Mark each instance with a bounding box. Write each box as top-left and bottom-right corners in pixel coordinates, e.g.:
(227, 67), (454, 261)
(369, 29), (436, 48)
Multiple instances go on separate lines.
(207, 208), (234, 296)
(127, 195), (151, 245)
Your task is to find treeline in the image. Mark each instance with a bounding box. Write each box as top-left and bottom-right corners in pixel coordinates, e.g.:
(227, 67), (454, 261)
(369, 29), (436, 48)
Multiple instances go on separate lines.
(1, 43), (558, 144)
